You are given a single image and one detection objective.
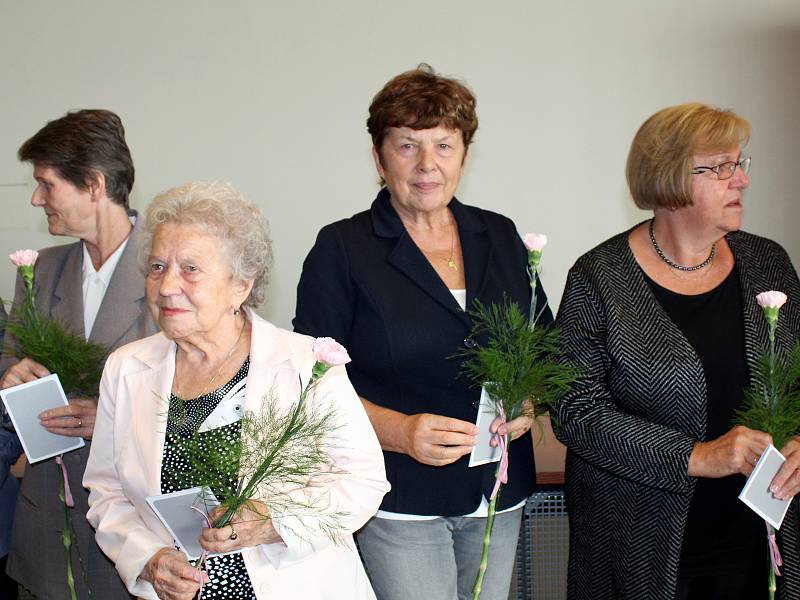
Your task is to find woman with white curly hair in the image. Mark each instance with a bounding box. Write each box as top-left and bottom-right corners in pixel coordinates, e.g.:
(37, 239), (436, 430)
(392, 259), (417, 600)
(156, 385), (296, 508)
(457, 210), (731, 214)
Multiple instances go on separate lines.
(84, 182), (389, 600)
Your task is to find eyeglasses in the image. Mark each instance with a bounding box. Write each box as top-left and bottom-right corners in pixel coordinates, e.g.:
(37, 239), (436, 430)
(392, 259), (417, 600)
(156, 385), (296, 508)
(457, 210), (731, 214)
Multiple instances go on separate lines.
(691, 156), (751, 180)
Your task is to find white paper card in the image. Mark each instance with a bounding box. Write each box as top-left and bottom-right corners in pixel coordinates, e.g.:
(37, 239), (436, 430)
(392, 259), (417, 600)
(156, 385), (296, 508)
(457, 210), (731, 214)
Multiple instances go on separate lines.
(469, 387), (502, 467)
(739, 444), (792, 529)
(147, 487), (222, 560)
(0, 374), (84, 463)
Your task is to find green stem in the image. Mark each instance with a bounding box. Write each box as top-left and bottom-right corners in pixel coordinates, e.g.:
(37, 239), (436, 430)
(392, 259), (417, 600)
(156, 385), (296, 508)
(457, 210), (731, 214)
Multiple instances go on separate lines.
(768, 324), (777, 414)
(58, 468), (78, 600)
(472, 481), (501, 599)
(527, 266), (538, 328)
(768, 559), (776, 600)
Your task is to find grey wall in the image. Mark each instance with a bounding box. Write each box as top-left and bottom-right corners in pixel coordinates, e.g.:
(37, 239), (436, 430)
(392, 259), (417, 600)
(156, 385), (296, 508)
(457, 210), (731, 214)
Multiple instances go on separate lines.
(2, 0), (799, 330)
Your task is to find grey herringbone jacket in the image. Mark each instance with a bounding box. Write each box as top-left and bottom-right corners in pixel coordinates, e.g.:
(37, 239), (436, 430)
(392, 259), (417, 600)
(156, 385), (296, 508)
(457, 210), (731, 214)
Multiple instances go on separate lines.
(555, 228), (800, 600)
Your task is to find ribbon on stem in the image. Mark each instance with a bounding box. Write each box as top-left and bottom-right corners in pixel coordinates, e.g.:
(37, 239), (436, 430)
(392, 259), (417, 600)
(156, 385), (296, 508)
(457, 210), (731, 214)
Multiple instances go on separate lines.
(767, 521), (783, 576)
(489, 407), (509, 500)
(55, 455), (74, 507)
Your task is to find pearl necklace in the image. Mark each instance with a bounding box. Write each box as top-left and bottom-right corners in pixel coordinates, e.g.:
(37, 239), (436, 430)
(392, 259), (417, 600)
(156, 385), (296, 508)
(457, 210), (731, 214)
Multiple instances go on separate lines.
(648, 219), (716, 272)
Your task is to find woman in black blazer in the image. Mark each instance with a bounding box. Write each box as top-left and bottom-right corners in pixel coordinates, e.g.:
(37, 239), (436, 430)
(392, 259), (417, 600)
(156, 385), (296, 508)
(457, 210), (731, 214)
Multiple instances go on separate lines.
(555, 103), (800, 599)
(294, 65), (551, 600)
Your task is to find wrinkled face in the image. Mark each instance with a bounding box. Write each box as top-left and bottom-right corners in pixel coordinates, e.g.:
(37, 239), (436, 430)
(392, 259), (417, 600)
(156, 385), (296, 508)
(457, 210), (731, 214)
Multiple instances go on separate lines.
(31, 164), (95, 238)
(687, 145), (750, 234)
(373, 126), (467, 217)
(145, 223), (252, 342)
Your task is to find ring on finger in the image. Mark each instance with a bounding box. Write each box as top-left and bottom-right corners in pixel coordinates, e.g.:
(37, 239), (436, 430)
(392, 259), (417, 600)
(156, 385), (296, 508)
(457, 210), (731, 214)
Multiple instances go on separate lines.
(76, 417), (83, 427)
(229, 525), (238, 541)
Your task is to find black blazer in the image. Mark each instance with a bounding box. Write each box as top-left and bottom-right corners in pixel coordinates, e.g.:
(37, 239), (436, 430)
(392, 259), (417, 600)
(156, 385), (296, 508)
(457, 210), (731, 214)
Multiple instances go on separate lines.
(294, 189), (552, 515)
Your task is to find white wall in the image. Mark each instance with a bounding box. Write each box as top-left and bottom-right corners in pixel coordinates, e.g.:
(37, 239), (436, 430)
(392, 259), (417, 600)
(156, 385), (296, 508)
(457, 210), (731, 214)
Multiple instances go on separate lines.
(1, 0), (799, 328)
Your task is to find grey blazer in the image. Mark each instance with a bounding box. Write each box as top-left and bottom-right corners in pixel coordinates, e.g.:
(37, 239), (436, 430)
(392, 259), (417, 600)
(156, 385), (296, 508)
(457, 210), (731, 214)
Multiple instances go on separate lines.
(554, 228), (800, 600)
(3, 216), (157, 599)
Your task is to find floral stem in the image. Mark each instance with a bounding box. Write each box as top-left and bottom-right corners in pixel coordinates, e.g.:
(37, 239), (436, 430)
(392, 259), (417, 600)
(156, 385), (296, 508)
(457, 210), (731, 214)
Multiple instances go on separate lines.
(768, 322), (777, 414)
(769, 560), (776, 600)
(58, 468), (78, 600)
(527, 266), (538, 328)
(472, 480), (501, 599)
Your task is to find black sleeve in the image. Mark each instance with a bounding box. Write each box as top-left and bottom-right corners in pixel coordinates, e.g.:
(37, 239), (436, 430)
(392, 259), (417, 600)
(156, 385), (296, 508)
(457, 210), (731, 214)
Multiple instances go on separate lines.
(293, 224), (356, 347)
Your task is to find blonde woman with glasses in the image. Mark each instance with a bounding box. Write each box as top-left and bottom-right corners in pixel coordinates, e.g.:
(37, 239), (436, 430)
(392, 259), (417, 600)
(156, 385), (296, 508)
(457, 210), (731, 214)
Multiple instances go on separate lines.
(555, 103), (800, 600)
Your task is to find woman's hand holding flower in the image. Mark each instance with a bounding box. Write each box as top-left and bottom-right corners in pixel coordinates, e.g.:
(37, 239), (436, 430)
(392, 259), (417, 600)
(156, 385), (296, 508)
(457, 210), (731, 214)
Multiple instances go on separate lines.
(0, 357), (50, 389)
(490, 398), (534, 445)
(200, 500), (283, 554)
(490, 414), (532, 445)
(143, 547), (207, 600)
(39, 397), (98, 439)
(770, 437), (800, 501)
(688, 425), (772, 478)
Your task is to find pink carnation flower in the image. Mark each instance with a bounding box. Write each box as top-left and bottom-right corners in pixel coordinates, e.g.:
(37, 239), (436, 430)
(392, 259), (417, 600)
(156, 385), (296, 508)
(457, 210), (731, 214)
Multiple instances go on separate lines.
(311, 337), (351, 367)
(9, 249), (39, 267)
(522, 233), (547, 252)
(756, 291), (788, 310)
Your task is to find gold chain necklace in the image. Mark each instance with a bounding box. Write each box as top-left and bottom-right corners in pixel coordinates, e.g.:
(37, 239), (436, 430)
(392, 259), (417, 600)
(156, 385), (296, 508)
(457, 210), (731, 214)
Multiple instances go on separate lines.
(409, 221), (458, 271)
(174, 319), (246, 400)
(445, 224), (457, 271)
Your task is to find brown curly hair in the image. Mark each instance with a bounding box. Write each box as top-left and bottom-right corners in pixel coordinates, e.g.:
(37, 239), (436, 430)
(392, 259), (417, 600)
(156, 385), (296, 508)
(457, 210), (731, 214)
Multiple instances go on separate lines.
(367, 64), (478, 153)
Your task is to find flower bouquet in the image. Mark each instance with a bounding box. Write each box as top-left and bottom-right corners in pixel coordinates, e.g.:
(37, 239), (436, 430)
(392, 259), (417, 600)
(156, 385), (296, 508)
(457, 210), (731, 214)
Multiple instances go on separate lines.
(457, 234), (579, 600)
(3, 250), (109, 600)
(166, 337), (352, 595)
(735, 291), (800, 600)
(4, 250), (107, 395)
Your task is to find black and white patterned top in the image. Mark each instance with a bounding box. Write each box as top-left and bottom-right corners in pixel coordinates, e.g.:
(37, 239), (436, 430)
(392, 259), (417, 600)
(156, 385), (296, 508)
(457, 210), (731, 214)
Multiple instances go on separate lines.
(554, 229), (800, 600)
(161, 358), (256, 600)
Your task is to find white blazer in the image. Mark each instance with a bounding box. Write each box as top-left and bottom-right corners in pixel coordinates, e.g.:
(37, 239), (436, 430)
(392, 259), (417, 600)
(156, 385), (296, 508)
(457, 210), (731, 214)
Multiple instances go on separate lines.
(84, 311), (390, 599)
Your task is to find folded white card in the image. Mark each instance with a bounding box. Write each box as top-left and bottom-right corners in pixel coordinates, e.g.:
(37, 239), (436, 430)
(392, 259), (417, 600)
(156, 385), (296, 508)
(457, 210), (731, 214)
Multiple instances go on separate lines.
(469, 387), (502, 467)
(739, 444), (791, 529)
(0, 374), (84, 463)
(147, 487), (221, 560)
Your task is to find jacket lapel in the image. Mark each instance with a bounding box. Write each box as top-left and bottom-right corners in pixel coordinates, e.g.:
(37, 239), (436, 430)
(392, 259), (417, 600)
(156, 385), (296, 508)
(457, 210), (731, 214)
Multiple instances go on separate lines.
(90, 215), (148, 348)
(372, 189), (476, 324)
(51, 244), (86, 338)
(128, 335), (175, 496)
(244, 312), (301, 414)
(450, 199), (491, 309)
(728, 233), (773, 376)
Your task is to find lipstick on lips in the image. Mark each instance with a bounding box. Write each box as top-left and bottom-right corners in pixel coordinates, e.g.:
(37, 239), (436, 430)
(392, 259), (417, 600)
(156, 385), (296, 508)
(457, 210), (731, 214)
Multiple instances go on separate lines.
(413, 182), (441, 192)
(159, 306), (189, 317)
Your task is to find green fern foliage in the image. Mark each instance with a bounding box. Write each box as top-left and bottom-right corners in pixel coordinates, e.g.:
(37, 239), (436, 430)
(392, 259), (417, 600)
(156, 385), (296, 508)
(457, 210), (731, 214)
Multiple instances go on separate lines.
(5, 299), (106, 396)
(457, 298), (579, 420)
(736, 341), (800, 449)
(165, 388), (343, 535)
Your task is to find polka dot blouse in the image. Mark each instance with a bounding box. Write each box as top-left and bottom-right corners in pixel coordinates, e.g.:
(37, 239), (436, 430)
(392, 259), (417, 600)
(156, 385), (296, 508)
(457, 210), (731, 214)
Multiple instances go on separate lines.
(161, 358), (256, 600)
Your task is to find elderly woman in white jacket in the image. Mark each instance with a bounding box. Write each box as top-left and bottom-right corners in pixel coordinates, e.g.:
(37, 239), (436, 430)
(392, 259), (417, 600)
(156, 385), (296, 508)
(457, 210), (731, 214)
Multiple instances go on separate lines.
(84, 182), (389, 600)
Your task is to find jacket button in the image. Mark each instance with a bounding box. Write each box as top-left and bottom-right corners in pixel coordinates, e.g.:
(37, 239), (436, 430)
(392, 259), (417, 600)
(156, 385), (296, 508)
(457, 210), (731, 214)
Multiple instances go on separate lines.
(463, 338), (477, 349)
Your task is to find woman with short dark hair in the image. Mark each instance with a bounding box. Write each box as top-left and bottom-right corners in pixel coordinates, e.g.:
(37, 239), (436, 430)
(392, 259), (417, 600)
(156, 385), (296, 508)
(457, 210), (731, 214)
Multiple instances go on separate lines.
(294, 65), (551, 600)
(1, 108), (156, 600)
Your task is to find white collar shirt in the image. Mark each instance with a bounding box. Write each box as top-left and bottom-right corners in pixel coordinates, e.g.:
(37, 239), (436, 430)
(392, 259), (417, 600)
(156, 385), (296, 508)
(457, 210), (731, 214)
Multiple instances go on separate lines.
(81, 235), (130, 339)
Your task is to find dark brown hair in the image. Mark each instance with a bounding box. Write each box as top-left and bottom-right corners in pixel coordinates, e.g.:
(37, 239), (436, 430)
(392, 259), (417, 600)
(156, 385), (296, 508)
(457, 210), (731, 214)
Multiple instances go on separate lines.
(367, 64), (478, 151)
(18, 109), (135, 209)
(626, 102), (750, 210)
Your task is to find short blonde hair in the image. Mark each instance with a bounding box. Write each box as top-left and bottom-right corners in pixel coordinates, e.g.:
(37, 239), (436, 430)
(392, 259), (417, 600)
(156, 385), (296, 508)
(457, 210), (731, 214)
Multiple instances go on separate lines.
(626, 103), (751, 210)
(140, 182), (273, 308)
